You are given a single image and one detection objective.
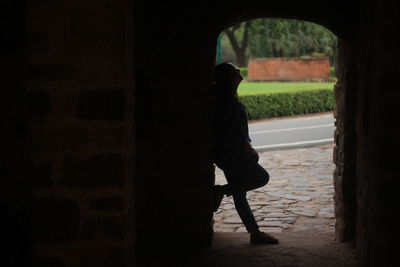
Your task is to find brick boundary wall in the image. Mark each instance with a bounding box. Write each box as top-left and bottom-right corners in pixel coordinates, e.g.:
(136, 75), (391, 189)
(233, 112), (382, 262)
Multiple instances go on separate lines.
(248, 57), (330, 81)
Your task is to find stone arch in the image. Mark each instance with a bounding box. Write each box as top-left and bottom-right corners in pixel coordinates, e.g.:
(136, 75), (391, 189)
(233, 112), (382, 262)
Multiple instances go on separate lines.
(133, 4), (361, 263)
(212, 8), (357, 243)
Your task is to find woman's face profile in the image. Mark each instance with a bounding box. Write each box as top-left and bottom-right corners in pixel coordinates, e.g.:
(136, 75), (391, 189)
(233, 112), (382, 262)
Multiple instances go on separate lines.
(223, 64), (243, 91)
(215, 63), (243, 96)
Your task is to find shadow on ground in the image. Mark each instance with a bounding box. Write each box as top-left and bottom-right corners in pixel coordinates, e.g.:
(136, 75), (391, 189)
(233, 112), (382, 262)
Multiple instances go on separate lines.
(203, 231), (360, 267)
(141, 231), (360, 267)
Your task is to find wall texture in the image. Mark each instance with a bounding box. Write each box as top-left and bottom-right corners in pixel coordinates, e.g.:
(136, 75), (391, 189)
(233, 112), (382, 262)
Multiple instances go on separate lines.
(248, 57), (330, 81)
(352, 0), (400, 265)
(23, 0), (135, 266)
(133, 2), (217, 261)
(2, 0), (400, 266)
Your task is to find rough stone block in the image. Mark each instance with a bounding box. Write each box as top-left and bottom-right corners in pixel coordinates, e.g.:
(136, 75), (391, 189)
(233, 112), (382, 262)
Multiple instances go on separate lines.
(93, 127), (124, 148)
(333, 146), (338, 165)
(71, 57), (126, 87)
(28, 32), (50, 53)
(30, 121), (90, 151)
(29, 162), (53, 187)
(79, 245), (127, 267)
(90, 196), (126, 211)
(77, 89), (125, 120)
(29, 197), (80, 242)
(27, 90), (51, 117)
(29, 63), (72, 82)
(70, 11), (124, 57)
(81, 217), (100, 239)
(61, 154), (125, 188)
(26, 7), (66, 62)
(100, 216), (127, 239)
(30, 255), (65, 267)
(49, 89), (78, 116)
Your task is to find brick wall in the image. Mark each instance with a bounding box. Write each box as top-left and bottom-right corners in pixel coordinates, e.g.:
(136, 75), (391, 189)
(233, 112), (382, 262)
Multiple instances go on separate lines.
(3, 0), (400, 266)
(248, 57), (330, 81)
(24, 0), (135, 266)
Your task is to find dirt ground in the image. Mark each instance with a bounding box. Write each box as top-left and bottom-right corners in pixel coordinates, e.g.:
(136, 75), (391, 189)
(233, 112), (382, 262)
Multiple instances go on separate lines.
(142, 231), (360, 267)
(202, 231), (361, 267)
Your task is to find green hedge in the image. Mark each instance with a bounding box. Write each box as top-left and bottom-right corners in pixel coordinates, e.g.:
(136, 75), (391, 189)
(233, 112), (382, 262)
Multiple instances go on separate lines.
(240, 89), (334, 120)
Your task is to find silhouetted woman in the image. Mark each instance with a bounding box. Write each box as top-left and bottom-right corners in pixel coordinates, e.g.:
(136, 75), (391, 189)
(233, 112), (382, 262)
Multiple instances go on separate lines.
(213, 62), (279, 244)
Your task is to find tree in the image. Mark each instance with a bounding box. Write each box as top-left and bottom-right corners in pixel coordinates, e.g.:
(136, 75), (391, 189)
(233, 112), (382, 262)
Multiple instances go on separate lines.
(222, 19), (337, 66)
(223, 21), (251, 67)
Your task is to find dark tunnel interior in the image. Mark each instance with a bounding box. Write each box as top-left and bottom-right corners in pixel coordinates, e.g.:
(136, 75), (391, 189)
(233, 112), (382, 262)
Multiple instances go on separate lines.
(1, 0), (400, 266)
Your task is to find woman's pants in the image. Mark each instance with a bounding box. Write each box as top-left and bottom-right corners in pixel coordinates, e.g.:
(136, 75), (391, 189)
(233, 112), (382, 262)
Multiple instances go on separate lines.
(217, 159), (269, 233)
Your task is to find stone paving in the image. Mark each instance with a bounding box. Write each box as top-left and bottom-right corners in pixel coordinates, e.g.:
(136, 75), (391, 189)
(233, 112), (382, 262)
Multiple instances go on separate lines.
(213, 144), (335, 234)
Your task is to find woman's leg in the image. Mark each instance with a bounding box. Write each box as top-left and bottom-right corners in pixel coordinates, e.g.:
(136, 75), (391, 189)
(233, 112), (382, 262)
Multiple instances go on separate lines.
(241, 162), (269, 192)
(223, 161), (269, 196)
(217, 161), (279, 243)
(232, 190), (259, 233)
(222, 161), (269, 232)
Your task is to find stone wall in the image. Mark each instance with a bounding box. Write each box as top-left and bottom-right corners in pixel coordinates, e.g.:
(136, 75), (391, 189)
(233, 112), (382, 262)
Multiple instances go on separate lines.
(248, 57), (330, 81)
(352, 0), (400, 265)
(23, 0), (135, 266)
(1, 2), (29, 266)
(2, 0), (400, 266)
(132, 0), (353, 264)
(133, 3), (217, 261)
(333, 40), (358, 243)
(332, 1), (400, 265)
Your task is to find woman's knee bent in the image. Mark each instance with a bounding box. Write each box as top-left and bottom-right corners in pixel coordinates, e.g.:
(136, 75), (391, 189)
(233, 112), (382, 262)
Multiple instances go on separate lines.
(249, 163), (269, 189)
(258, 168), (269, 187)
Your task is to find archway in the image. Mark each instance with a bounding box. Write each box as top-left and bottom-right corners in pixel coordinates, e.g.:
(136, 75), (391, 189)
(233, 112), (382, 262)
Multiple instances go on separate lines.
(133, 1), (359, 260)
(213, 18), (339, 237)
(210, 13), (356, 244)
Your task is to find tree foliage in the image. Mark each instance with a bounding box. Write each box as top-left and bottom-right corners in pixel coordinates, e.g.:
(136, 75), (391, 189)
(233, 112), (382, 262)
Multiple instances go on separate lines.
(221, 18), (337, 67)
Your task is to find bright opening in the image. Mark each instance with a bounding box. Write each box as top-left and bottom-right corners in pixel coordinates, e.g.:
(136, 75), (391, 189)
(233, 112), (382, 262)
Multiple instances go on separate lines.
(213, 18), (337, 236)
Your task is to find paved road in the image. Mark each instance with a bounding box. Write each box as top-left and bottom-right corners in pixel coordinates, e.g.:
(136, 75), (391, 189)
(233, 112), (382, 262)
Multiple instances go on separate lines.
(249, 113), (335, 151)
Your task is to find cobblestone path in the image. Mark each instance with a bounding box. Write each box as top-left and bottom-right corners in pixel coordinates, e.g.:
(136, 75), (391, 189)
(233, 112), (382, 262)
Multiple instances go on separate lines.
(213, 144), (335, 234)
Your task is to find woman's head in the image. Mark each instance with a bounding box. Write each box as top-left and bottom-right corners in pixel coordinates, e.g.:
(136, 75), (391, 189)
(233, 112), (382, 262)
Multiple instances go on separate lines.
(214, 63), (243, 97)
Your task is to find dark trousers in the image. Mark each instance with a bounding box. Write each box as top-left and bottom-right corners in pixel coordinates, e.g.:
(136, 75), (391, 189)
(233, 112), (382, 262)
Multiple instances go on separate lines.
(216, 159), (269, 233)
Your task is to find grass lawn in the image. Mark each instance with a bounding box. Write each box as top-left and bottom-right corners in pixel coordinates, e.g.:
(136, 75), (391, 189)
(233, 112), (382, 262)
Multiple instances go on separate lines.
(238, 81), (336, 96)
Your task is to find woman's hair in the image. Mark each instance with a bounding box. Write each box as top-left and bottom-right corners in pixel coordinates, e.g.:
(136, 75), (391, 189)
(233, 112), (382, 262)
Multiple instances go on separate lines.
(214, 62), (237, 99)
(214, 62), (235, 83)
